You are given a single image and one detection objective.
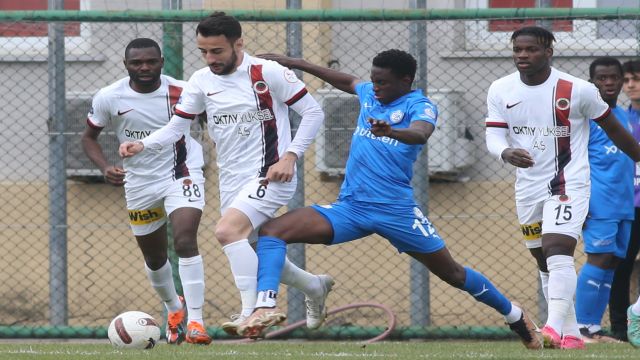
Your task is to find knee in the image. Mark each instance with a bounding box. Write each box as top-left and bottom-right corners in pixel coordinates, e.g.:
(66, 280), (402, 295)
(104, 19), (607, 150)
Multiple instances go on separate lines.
(259, 219), (285, 239)
(144, 254), (168, 270)
(436, 264), (466, 288)
(214, 223), (238, 246)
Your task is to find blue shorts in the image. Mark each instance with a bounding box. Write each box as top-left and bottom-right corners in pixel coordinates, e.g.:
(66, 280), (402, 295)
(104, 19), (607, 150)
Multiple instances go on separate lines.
(311, 200), (445, 254)
(582, 218), (632, 258)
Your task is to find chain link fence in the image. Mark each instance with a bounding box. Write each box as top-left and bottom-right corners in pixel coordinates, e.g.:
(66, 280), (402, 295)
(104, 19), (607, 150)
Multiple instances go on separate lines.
(1, 9), (640, 338)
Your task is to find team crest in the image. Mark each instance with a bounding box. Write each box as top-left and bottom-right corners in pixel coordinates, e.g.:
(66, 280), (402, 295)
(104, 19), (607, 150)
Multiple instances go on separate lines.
(555, 98), (570, 111)
(253, 81), (269, 94)
(390, 110), (404, 124)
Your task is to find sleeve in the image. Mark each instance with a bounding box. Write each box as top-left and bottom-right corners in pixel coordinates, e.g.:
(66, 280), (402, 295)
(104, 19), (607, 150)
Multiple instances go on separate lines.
(354, 82), (371, 102)
(264, 62), (308, 106)
(173, 73), (205, 117)
(485, 82), (508, 129)
(87, 90), (110, 129)
(485, 82), (510, 160)
(286, 93), (325, 158)
(409, 99), (437, 127)
(580, 81), (611, 123)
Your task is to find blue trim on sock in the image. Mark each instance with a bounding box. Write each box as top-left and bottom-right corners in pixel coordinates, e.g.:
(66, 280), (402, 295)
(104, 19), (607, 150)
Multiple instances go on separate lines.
(463, 267), (511, 315)
(576, 263), (610, 325)
(256, 236), (287, 292)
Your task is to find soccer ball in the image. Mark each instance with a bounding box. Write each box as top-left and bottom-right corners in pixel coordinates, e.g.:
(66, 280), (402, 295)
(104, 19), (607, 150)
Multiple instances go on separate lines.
(107, 311), (161, 349)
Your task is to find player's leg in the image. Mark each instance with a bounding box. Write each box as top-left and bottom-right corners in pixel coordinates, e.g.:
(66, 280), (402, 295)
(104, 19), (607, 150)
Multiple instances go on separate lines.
(575, 218), (625, 343)
(610, 208), (640, 341)
(238, 202), (369, 338)
(165, 177), (210, 344)
(128, 189), (185, 345)
(374, 202), (541, 350)
(537, 195), (589, 349)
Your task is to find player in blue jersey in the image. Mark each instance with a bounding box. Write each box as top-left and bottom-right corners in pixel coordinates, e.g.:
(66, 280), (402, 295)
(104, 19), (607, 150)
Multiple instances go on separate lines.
(232, 49), (542, 349)
(574, 57), (633, 343)
(610, 59), (640, 346)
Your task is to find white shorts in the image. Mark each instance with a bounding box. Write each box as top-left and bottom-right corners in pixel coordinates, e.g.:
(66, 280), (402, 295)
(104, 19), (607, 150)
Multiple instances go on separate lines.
(220, 177), (297, 229)
(126, 176), (205, 236)
(516, 194), (588, 249)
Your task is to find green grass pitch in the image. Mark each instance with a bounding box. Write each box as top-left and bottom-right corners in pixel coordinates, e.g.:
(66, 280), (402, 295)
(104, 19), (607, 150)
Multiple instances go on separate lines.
(0, 340), (638, 360)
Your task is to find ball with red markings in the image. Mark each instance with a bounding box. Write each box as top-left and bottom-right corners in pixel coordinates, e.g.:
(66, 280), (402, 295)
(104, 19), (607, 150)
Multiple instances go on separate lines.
(107, 311), (160, 349)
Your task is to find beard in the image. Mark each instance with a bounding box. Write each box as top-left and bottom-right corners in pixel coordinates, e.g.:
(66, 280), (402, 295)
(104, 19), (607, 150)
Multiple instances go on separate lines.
(210, 51), (238, 75)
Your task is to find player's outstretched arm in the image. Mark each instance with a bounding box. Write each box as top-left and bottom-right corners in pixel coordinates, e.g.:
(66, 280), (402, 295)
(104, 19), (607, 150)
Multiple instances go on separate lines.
(369, 118), (434, 145)
(258, 53), (359, 94)
(82, 126), (126, 185)
(599, 112), (640, 162)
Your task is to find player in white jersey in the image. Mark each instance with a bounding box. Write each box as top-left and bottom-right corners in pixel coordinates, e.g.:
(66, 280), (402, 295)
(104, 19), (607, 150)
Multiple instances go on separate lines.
(119, 13), (332, 336)
(82, 38), (211, 345)
(485, 27), (640, 350)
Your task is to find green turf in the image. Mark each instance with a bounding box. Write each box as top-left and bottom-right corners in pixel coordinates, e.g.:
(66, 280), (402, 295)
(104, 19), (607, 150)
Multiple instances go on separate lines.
(0, 341), (638, 360)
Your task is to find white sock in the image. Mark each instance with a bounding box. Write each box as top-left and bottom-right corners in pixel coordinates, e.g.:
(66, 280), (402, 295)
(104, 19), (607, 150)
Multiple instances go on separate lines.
(505, 302), (523, 324)
(145, 260), (182, 313)
(222, 239), (258, 317)
(539, 270), (549, 302)
(546, 255), (577, 333)
(255, 290), (278, 308)
(280, 257), (323, 299)
(561, 299), (581, 338)
(179, 255), (205, 325)
(632, 296), (640, 316)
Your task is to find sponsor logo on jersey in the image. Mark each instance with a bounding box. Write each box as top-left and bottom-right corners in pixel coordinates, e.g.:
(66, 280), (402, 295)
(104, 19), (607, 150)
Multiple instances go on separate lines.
(128, 207), (165, 225)
(354, 125), (399, 146)
(423, 105), (436, 119)
(390, 110), (404, 124)
(211, 109), (274, 125)
(520, 221), (542, 240)
(117, 109), (134, 116)
(206, 90), (224, 96)
(512, 125), (570, 137)
(124, 129), (152, 139)
(506, 101), (522, 109)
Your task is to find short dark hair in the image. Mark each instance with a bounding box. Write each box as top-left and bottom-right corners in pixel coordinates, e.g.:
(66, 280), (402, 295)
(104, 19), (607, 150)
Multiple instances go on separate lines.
(125, 38), (161, 59)
(196, 11), (242, 41)
(622, 60), (640, 75)
(511, 26), (555, 49)
(589, 57), (622, 79)
(372, 49), (417, 81)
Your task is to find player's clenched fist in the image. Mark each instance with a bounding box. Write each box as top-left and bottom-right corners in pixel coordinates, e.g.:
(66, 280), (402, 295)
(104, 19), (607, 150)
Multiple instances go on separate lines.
(119, 140), (144, 158)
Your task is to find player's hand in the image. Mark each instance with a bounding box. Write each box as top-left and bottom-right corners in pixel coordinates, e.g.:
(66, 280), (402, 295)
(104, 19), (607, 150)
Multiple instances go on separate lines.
(266, 152), (297, 182)
(502, 148), (535, 168)
(102, 165), (126, 186)
(119, 141), (144, 158)
(368, 118), (392, 137)
(257, 53), (298, 68)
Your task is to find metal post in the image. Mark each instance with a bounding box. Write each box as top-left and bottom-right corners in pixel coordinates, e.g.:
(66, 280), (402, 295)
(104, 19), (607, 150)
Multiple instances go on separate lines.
(47, 0), (68, 326)
(162, 0), (184, 297)
(285, 0), (306, 325)
(409, 0), (430, 326)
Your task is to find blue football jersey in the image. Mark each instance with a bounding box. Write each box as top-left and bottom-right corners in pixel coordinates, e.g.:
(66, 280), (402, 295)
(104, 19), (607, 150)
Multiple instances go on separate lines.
(588, 106), (634, 219)
(338, 82), (437, 204)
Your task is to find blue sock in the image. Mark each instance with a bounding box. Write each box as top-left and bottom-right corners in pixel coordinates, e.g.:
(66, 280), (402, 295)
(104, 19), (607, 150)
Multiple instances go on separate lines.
(463, 267), (511, 315)
(256, 236), (287, 292)
(576, 263), (609, 326)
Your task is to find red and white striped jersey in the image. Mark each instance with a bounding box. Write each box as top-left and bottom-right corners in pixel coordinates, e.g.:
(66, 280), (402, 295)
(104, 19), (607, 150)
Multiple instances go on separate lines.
(486, 67), (610, 205)
(175, 53), (308, 192)
(87, 75), (204, 189)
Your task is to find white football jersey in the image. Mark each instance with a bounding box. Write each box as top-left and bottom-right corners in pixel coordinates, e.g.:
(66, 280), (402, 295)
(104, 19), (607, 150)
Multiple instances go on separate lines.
(486, 67), (610, 205)
(88, 75), (204, 189)
(174, 53), (308, 192)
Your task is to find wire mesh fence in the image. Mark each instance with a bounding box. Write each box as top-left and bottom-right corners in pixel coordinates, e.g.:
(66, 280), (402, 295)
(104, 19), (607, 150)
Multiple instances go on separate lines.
(1, 9), (640, 338)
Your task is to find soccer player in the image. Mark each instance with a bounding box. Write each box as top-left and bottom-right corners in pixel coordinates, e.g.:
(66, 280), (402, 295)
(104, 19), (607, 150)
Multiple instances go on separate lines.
(118, 12), (332, 335)
(610, 59), (640, 345)
(82, 38), (211, 345)
(574, 57), (632, 343)
(485, 27), (640, 349)
(235, 49), (543, 350)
